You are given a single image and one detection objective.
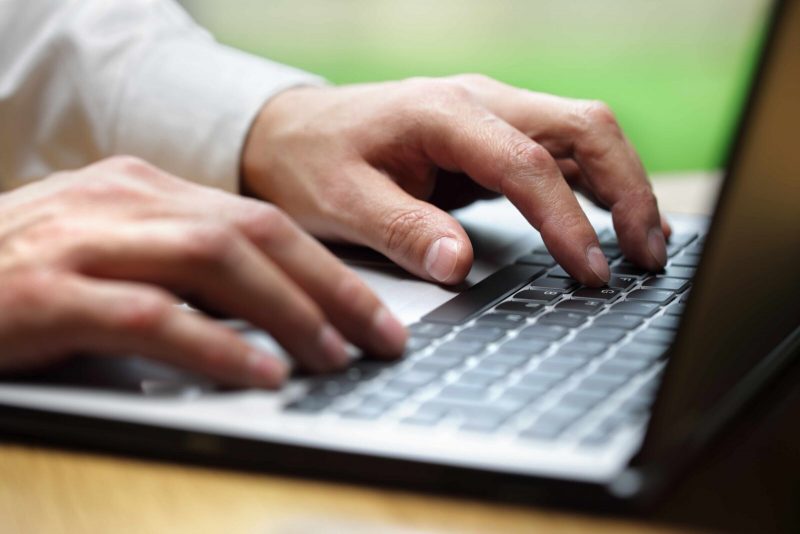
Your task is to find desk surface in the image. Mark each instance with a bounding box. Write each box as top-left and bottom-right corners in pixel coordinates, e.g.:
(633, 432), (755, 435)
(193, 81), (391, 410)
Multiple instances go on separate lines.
(0, 173), (720, 534)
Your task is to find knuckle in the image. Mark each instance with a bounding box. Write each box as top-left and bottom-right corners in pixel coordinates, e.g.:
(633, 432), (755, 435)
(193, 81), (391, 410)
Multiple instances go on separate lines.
(102, 155), (159, 177)
(383, 206), (432, 256)
(510, 141), (554, 172)
(111, 288), (173, 334)
(450, 72), (492, 87)
(414, 79), (471, 110)
(2, 270), (59, 310)
(238, 202), (290, 245)
(178, 223), (239, 266)
(577, 100), (621, 133)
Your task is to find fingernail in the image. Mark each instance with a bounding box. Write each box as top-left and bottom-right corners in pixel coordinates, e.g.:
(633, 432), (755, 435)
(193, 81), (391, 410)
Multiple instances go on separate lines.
(373, 307), (407, 356)
(247, 350), (287, 389)
(424, 237), (460, 283)
(647, 227), (668, 268)
(586, 245), (610, 283)
(318, 324), (350, 367)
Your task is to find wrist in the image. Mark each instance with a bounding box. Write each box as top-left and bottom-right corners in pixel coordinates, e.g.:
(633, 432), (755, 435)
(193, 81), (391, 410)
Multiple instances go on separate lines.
(240, 85), (323, 199)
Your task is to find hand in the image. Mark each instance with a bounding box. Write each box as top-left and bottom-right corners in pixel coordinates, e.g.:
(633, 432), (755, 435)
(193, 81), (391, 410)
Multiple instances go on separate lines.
(242, 75), (671, 287)
(0, 157), (406, 386)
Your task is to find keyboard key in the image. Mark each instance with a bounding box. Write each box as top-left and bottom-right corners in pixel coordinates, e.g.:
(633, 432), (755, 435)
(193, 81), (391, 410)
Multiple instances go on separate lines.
(513, 289), (561, 303)
(665, 303), (687, 316)
(607, 275), (638, 290)
(408, 322), (452, 338)
(555, 299), (605, 315)
(593, 313), (644, 329)
(609, 301), (660, 317)
(531, 276), (579, 291)
(357, 393), (403, 410)
(575, 327), (627, 343)
(341, 403), (389, 420)
(572, 287), (622, 301)
(558, 340), (609, 356)
(517, 324), (569, 341)
(413, 353), (465, 371)
(476, 313), (528, 328)
(455, 326), (506, 342)
(401, 404), (448, 426)
(404, 337), (431, 353)
(548, 266), (571, 278)
(538, 311), (588, 327)
(498, 386), (548, 405)
(578, 374), (629, 394)
(618, 397), (653, 417)
(633, 328), (675, 345)
(472, 359), (518, 376)
(668, 232), (697, 247)
(670, 254), (701, 267)
(642, 277), (689, 292)
(460, 413), (508, 433)
(661, 266), (695, 279)
(483, 352), (530, 367)
(616, 342), (668, 361)
(423, 264), (546, 325)
(580, 428), (614, 448)
(538, 357), (586, 374)
(610, 264), (649, 277)
(594, 360), (646, 378)
(516, 253), (556, 266)
(681, 291), (692, 303)
(650, 315), (681, 330)
(600, 244), (622, 259)
(495, 301), (544, 315)
(456, 371), (500, 387)
(437, 384), (489, 402)
(560, 390), (608, 409)
(388, 369), (438, 389)
(626, 289), (675, 305)
(436, 340), (486, 355)
(517, 371), (565, 389)
(496, 338), (550, 355)
(519, 420), (567, 440)
(286, 396), (330, 413)
(665, 242), (684, 257)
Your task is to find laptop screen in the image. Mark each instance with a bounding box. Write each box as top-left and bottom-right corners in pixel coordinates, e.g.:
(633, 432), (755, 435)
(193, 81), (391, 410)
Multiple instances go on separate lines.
(634, 0), (800, 473)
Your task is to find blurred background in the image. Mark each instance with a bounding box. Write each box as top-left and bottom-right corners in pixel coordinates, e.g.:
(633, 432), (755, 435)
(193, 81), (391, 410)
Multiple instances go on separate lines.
(182, 0), (770, 174)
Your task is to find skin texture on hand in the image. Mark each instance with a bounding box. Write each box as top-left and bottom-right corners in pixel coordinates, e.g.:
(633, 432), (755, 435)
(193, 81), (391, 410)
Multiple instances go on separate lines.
(0, 157), (406, 387)
(242, 75), (671, 287)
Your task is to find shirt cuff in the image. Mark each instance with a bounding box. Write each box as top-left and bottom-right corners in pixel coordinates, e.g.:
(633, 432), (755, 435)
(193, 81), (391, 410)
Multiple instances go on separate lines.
(113, 38), (325, 194)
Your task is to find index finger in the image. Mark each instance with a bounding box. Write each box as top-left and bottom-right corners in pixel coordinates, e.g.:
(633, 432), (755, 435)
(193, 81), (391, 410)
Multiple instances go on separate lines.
(419, 96), (610, 286)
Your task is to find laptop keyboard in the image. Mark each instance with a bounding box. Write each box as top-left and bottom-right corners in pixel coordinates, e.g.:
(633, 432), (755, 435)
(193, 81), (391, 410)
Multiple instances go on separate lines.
(286, 229), (704, 449)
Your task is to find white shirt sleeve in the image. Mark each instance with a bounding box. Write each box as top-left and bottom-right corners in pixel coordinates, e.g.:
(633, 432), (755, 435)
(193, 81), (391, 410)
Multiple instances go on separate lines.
(0, 0), (324, 193)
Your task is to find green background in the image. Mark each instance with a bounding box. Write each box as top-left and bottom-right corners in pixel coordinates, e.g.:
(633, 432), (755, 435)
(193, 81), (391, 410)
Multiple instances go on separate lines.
(184, 0), (769, 173)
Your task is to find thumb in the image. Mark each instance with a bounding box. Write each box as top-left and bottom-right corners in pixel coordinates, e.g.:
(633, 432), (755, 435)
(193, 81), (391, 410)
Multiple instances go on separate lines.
(339, 165), (474, 284)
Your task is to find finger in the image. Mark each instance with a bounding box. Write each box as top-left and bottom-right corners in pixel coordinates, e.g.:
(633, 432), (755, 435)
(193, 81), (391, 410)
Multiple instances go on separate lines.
(557, 158), (672, 239)
(64, 220), (352, 373)
(99, 162), (408, 359)
(0, 271), (286, 388)
(455, 78), (668, 271)
(307, 162), (474, 285)
(214, 200), (407, 359)
(418, 99), (609, 286)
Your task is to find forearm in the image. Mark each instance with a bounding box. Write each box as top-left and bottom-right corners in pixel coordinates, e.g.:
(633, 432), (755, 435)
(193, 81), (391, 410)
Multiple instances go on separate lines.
(0, 0), (323, 193)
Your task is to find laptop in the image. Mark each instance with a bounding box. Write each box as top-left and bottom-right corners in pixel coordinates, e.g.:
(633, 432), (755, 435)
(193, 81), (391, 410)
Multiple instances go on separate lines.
(0, 0), (797, 507)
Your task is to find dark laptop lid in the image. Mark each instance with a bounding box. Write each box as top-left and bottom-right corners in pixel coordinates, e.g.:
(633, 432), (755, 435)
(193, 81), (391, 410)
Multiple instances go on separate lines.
(621, 0), (800, 497)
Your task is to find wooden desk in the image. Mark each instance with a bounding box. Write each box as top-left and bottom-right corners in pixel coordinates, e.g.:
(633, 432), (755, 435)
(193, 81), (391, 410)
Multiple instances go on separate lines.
(0, 173), (721, 534)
